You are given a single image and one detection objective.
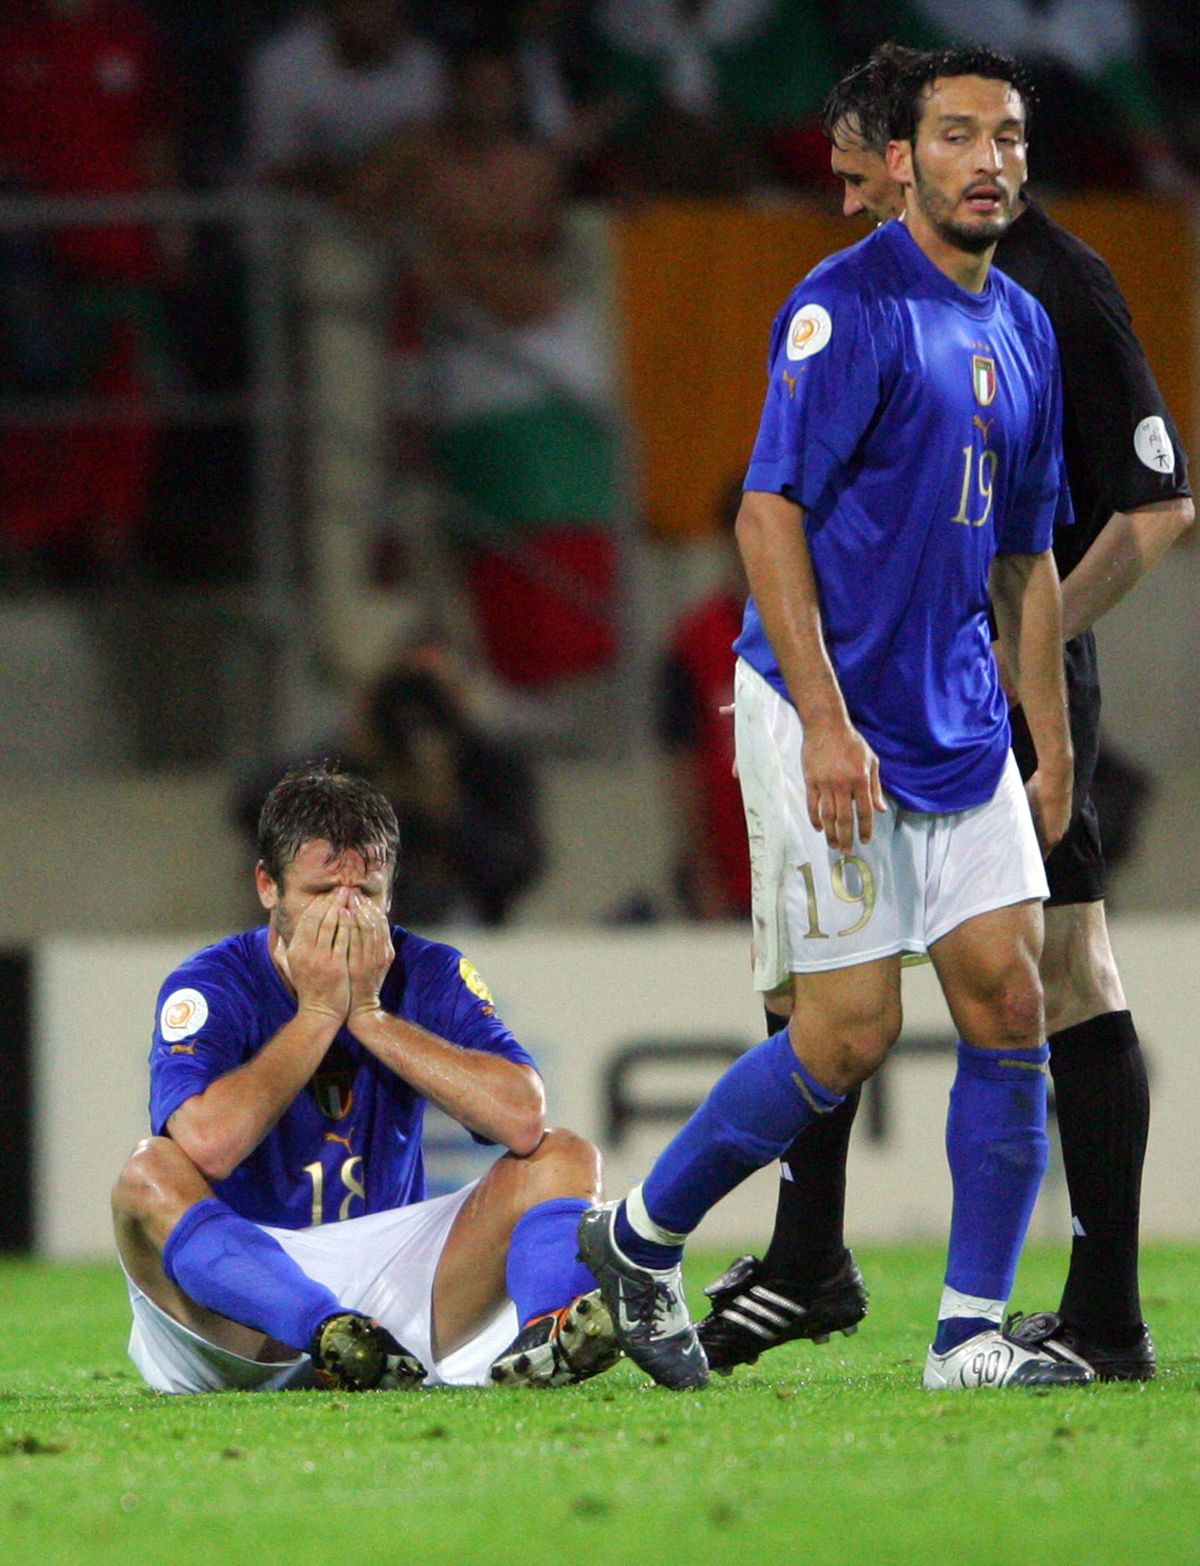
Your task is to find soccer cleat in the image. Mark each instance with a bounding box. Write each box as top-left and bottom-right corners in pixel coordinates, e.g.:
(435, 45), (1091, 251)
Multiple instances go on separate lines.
(576, 1203), (708, 1391)
(311, 1312), (425, 1391)
(698, 1251), (869, 1374)
(923, 1323), (1095, 1389)
(490, 1290), (622, 1388)
(1005, 1311), (1156, 1382)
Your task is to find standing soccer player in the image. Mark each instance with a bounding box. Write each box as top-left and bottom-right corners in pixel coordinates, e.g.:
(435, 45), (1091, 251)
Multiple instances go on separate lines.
(701, 45), (1193, 1385)
(580, 47), (1095, 1392)
(112, 763), (619, 1393)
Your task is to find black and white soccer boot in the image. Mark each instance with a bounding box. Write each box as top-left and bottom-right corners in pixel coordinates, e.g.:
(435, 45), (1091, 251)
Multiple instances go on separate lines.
(698, 1252), (869, 1374)
(311, 1312), (425, 1391)
(923, 1321), (1095, 1389)
(576, 1203), (708, 1390)
(490, 1290), (622, 1387)
(1005, 1311), (1156, 1382)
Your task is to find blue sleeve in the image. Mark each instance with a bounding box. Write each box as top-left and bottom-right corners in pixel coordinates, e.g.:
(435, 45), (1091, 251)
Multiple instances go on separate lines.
(148, 955), (255, 1135)
(402, 938), (539, 1147)
(744, 278), (885, 509)
(996, 330), (1074, 554)
(402, 938), (539, 1076)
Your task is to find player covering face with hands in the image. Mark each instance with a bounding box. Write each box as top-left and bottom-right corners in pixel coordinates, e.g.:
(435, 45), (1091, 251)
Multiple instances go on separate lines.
(113, 763), (620, 1393)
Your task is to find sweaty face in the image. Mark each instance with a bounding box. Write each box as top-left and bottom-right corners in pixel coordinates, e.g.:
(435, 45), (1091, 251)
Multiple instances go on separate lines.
(259, 840), (391, 947)
(905, 75), (1027, 254)
(829, 126), (903, 224)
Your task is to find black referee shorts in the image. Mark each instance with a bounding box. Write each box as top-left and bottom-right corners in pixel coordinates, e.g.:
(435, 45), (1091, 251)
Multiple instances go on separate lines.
(1009, 631), (1105, 907)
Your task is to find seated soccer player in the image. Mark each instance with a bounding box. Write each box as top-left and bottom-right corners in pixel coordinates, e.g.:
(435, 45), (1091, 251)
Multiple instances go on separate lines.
(112, 763), (617, 1392)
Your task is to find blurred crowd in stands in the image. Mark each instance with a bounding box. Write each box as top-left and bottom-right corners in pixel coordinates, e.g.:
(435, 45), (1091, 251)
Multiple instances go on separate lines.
(3, 1), (1196, 597)
(0, 0), (1183, 919)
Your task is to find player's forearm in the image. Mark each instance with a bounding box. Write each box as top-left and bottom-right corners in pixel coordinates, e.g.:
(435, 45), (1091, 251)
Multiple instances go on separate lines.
(1006, 551), (1072, 771)
(1060, 496), (1194, 641)
(168, 1010), (341, 1181)
(347, 1009), (546, 1154)
(736, 491), (851, 732)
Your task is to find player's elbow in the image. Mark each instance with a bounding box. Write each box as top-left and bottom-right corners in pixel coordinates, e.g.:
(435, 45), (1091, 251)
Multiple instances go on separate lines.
(506, 1121), (546, 1159)
(177, 1134), (239, 1184)
(500, 1074), (548, 1157)
(190, 1142), (241, 1184)
(504, 1103), (548, 1158)
(167, 1108), (242, 1183)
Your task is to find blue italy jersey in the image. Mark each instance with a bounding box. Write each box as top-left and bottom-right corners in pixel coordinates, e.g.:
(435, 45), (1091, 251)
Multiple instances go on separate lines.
(148, 927), (537, 1229)
(735, 219), (1073, 812)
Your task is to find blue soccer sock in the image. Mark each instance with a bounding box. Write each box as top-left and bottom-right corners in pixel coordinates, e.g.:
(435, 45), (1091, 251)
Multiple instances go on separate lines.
(933, 1040), (1049, 1354)
(162, 1197), (345, 1353)
(505, 1197), (597, 1326)
(615, 1031), (844, 1269)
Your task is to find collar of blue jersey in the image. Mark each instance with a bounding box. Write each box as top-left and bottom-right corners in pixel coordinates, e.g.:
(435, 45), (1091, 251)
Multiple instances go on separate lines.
(879, 219), (999, 318)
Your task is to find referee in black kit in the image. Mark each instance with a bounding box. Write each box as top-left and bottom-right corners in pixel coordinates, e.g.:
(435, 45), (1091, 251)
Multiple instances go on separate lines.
(988, 189), (1193, 1377)
(698, 45), (1195, 1382)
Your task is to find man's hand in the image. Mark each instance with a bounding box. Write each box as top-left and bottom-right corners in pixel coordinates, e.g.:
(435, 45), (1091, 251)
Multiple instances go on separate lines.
(802, 718), (886, 853)
(1026, 760), (1073, 857)
(347, 896), (395, 1023)
(275, 889), (352, 1024)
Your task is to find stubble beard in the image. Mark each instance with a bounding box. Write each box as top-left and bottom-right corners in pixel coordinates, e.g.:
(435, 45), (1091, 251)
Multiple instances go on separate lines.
(911, 148), (1012, 255)
(270, 898), (295, 950)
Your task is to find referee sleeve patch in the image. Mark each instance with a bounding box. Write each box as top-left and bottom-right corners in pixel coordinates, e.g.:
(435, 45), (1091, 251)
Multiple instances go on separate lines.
(785, 304), (832, 362)
(1134, 415), (1175, 475)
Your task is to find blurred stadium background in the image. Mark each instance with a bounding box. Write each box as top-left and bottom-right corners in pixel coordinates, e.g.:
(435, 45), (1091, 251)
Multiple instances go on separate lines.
(1, 0), (1198, 1263)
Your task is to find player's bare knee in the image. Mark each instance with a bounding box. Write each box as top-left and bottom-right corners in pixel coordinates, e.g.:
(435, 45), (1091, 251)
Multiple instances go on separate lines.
(979, 974), (1044, 1050)
(111, 1136), (206, 1234)
(523, 1126), (602, 1202)
(798, 1010), (899, 1093)
(833, 1022), (897, 1087)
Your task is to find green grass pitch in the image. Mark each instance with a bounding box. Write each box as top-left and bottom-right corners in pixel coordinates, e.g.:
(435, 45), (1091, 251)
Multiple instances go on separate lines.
(2, 1244), (1197, 1566)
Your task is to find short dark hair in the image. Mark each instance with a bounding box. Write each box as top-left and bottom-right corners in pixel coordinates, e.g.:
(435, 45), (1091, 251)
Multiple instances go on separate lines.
(257, 762), (400, 886)
(888, 45), (1036, 146)
(820, 42), (929, 156)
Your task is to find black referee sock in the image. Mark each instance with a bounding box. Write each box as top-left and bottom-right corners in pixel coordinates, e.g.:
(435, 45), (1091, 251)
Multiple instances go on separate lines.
(759, 1007), (860, 1294)
(1050, 1009), (1149, 1345)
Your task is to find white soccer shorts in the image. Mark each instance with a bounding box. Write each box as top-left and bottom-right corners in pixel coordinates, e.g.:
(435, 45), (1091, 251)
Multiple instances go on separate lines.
(125, 1180), (519, 1394)
(734, 658), (1048, 992)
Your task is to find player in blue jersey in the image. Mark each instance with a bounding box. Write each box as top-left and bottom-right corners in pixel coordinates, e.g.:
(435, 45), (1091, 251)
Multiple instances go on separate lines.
(700, 44), (1192, 1386)
(112, 763), (619, 1393)
(579, 47), (1095, 1391)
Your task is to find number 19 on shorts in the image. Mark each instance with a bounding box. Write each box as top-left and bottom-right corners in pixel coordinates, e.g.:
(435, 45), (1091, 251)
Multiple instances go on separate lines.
(795, 855), (876, 939)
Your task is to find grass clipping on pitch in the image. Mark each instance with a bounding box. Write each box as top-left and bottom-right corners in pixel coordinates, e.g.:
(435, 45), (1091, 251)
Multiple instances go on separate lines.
(1, 1244), (1197, 1566)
